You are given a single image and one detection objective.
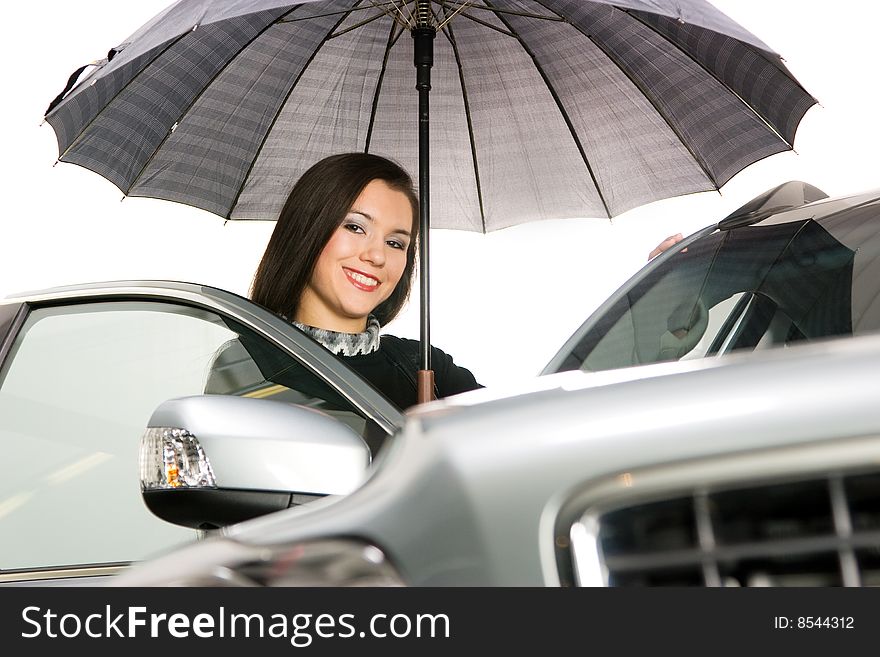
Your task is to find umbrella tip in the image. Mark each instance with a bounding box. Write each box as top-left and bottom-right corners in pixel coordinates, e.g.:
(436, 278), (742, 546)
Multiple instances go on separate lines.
(52, 160), (59, 168)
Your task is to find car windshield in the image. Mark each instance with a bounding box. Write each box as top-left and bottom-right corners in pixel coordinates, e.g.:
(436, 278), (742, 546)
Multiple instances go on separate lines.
(553, 195), (880, 374)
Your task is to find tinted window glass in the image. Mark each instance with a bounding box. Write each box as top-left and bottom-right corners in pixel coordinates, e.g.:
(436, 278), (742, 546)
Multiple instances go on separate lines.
(567, 218), (856, 373)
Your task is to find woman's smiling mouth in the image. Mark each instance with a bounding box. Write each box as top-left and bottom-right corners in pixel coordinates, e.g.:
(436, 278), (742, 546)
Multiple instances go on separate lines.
(343, 267), (380, 291)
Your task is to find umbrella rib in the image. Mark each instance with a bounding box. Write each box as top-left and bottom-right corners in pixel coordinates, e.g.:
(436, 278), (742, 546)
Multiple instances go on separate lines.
(278, 2), (396, 22)
(330, 8), (390, 38)
(387, 0), (416, 27)
(226, 1), (366, 219)
(481, 0), (612, 218)
(620, 8), (800, 149)
(364, 19), (403, 153)
(452, 10), (515, 37)
(441, 1), (564, 23)
(531, 0), (720, 189)
(125, 5), (304, 197)
(435, 1), (472, 30)
(55, 31), (190, 161)
(443, 21), (487, 231)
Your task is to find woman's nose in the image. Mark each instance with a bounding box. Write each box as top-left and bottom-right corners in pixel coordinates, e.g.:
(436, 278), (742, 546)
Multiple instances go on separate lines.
(360, 236), (385, 266)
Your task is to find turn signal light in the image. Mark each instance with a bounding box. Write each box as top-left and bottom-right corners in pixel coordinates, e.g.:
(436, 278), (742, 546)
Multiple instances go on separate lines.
(139, 427), (217, 491)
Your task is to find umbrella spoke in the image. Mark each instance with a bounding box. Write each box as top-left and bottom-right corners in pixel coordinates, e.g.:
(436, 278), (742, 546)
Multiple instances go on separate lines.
(364, 17), (404, 153)
(440, 0), (564, 23)
(124, 7), (301, 197)
(361, 0), (418, 29)
(226, 5), (365, 218)
(435, 1), (472, 30)
(278, 2), (396, 22)
(530, 0), (719, 190)
(481, 0), (611, 217)
(453, 10), (516, 37)
(330, 9), (392, 38)
(56, 32), (188, 161)
(442, 19), (487, 229)
(621, 8), (792, 147)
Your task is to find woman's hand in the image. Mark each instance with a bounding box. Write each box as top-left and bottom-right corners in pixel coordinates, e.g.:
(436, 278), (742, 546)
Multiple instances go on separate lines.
(648, 233), (684, 260)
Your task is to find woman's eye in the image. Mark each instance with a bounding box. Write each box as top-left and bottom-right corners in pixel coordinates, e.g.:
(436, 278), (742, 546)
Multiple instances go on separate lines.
(386, 240), (405, 250)
(343, 223), (365, 234)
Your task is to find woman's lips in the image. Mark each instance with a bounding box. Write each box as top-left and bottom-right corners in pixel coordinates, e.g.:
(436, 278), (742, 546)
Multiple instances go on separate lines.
(343, 267), (380, 291)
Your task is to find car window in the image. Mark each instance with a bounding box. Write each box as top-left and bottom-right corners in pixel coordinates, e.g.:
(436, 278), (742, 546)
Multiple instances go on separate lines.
(561, 218), (856, 373)
(0, 300), (383, 576)
(678, 292), (747, 360)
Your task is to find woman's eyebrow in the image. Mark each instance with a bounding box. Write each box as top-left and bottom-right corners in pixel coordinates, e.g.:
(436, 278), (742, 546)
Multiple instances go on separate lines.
(349, 210), (411, 238)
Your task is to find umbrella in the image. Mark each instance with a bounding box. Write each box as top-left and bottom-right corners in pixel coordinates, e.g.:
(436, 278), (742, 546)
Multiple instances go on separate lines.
(44, 0), (816, 401)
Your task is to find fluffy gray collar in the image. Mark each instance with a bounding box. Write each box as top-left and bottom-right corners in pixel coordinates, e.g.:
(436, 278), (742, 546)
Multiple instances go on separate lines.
(292, 315), (381, 356)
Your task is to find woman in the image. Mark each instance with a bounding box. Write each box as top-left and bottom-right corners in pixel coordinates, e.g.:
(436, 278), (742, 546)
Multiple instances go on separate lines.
(251, 153), (481, 410)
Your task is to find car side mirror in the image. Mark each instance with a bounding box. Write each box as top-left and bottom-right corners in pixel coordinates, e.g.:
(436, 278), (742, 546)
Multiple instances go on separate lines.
(138, 395), (371, 530)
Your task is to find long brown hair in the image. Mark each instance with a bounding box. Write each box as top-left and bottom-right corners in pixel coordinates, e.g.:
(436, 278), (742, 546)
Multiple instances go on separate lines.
(250, 153), (419, 326)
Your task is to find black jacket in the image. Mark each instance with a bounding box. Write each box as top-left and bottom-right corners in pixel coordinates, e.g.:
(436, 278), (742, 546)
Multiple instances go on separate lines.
(341, 335), (482, 410)
(211, 330), (481, 414)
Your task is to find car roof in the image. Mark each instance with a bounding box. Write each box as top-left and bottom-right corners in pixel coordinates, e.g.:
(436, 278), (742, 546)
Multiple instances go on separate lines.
(749, 187), (880, 229)
(3, 280), (211, 303)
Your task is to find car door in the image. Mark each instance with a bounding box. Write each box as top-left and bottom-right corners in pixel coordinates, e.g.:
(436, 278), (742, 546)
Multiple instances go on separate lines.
(0, 282), (403, 585)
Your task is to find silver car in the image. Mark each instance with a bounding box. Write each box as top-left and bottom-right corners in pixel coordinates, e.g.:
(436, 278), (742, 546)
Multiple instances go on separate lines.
(2, 181), (879, 586)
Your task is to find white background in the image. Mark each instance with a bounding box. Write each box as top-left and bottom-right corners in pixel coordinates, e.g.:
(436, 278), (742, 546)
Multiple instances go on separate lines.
(3, 1), (879, 388)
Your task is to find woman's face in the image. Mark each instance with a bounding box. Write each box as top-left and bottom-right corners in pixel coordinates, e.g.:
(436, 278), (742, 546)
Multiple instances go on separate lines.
(297, 179), (414, 332)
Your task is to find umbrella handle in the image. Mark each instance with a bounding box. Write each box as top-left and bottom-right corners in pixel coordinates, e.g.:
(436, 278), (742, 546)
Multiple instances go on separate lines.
(417, 370), (436, 404)
(45, 48), (119, 117)
(46, 65), (92, 116)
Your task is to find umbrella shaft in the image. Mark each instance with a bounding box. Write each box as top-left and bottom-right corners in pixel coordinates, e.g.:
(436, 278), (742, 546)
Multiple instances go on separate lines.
(413, 27), (435, 374)
(419, 82), (430, 372)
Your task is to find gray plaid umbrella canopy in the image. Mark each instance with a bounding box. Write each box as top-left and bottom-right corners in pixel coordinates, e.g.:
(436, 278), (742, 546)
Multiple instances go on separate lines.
(46, 0), (815, 230)
(45, 0), (815, 399)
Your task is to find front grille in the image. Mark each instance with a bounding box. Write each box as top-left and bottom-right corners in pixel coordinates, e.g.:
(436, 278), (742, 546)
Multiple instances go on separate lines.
(587, 471), (880, 586)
